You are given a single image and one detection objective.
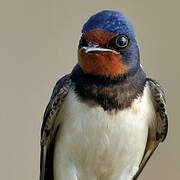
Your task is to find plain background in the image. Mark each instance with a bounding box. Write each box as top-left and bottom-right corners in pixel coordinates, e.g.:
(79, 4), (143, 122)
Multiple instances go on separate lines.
(0, 0), (179, 179)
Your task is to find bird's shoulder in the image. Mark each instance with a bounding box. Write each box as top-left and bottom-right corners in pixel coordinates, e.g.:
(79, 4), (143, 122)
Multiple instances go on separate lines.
(133, 78), (168, 179)
(41, 74), (72, 144)
(146, 78), (168, 142)
(40, 74), (72, 180)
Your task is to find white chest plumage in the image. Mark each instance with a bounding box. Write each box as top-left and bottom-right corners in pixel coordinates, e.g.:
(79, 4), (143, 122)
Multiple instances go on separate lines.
(53, 85), (155, 180)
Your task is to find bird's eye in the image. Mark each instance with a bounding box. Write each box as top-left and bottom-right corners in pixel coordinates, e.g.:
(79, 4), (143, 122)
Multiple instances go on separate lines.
(80, 34), (88, 46)
(115, 35), (129, 48)
(107, 35), (129, 50)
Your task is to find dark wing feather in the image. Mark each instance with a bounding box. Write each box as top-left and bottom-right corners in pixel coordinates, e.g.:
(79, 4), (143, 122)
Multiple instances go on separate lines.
(133, 78), (168, 179)
(40, 74), (72, 180)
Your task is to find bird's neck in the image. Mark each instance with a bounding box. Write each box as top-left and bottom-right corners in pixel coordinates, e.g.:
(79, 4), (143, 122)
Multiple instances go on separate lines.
(71, 64), (146, 111)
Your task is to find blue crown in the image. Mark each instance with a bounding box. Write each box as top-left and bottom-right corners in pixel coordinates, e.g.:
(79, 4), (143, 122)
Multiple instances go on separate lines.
(82, 10), (135, 39)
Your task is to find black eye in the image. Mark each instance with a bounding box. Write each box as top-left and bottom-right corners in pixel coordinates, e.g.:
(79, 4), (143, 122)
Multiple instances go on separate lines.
(107, 35), (129, 51)
(115, 35), (129, 48)
(79, 34), (88, 47)
(82, 35), (86, 44)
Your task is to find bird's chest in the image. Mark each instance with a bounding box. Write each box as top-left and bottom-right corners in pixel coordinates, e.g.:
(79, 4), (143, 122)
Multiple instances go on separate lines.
(54, 87), (154, 179)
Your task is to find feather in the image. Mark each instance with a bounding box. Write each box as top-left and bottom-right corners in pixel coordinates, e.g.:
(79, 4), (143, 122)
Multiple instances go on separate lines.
(133, 78), (168, 179)
(40, 74), (72, 180)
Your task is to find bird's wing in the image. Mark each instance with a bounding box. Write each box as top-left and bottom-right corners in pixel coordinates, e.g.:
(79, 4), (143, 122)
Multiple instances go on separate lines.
(39, 74), (72, 180)
(133, 78), (168, 180)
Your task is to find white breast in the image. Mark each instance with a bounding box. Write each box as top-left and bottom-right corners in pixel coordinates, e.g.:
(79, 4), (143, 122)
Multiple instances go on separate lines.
(53, 85), (155, 180)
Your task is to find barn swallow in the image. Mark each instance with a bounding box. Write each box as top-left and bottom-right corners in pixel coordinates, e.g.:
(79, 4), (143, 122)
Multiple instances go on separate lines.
(40, 10), (168, 180)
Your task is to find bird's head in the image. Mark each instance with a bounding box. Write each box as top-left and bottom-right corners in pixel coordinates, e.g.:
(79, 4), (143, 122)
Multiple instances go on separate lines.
(78, 10), (140, 79)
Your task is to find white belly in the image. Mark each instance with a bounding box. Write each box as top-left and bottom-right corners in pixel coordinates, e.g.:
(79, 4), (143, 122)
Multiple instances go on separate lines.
(53, 85), (155, 180)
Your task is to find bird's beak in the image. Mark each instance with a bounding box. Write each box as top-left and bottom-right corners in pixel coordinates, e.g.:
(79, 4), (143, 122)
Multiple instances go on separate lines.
(82, 46), (119, 54)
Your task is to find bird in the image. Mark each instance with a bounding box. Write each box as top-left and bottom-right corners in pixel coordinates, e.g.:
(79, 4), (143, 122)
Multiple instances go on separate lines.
(39, 10), (168, 180)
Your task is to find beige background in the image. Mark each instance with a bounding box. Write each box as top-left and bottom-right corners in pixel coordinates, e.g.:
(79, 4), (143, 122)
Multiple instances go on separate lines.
(0, 0), (179, 179)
